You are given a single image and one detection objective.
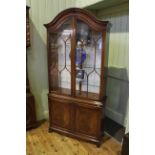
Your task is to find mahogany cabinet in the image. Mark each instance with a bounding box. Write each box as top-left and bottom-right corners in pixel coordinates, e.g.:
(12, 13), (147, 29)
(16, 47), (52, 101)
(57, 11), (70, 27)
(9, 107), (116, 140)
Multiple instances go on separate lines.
(26, 6), (37, 130)
(44, 8), (109, 146)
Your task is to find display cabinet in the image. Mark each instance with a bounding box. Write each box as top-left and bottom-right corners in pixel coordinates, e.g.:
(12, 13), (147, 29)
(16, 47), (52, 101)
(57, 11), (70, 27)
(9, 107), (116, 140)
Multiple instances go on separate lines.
(44, 8), (109, 146)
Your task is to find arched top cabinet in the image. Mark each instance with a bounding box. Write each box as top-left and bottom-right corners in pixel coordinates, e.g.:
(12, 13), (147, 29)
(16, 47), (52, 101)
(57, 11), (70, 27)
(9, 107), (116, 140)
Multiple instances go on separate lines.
(44, 8), (109, 101)
(44, 8), (109, 146)
(44, 8), (108, 31)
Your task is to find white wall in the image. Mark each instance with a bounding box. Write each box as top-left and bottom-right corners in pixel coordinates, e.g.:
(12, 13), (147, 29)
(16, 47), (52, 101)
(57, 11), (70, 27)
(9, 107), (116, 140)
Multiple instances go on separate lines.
(76, 0), (103, 8)
(95, 2), (129, 126)
(26, 0), (75, 120)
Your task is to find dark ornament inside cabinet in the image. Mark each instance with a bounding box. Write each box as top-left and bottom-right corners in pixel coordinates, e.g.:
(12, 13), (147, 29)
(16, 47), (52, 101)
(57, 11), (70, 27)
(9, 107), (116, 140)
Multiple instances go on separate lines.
(26, 6), (38, 130)
(44, 8), (109, 147)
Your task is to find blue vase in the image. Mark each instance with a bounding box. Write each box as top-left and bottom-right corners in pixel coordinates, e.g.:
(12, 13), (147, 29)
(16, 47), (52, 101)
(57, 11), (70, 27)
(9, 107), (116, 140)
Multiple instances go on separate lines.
(76, 48), (86, 66)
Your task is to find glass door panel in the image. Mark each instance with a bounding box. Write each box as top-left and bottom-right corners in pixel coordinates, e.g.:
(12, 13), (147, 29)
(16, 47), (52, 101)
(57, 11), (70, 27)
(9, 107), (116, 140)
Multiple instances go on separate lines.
(49, 19), (72, 95)
(75, 20), (102, 100)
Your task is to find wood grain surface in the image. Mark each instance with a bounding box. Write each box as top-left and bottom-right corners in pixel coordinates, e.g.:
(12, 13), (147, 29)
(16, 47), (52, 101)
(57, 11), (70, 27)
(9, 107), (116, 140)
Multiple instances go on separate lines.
(26, 121), (121, 155)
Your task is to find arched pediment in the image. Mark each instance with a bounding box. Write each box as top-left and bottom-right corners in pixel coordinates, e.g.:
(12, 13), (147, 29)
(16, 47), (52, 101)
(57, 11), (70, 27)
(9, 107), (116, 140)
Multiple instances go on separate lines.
(44, 8), (108, 31)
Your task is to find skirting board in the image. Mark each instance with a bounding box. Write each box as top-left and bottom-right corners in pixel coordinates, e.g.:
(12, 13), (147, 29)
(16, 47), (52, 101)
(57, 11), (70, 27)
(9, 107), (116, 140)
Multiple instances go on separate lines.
(105, 107), (123, 125)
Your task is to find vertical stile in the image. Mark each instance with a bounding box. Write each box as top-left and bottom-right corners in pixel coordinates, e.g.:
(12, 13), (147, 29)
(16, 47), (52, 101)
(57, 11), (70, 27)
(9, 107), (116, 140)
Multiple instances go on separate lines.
(99, 29), (107, 100)
(71, 17), (76, 96)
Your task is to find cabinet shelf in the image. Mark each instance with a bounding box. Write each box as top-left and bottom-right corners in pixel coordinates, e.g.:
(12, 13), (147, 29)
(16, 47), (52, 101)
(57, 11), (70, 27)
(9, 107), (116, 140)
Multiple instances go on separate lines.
(50, 88), (99, 100)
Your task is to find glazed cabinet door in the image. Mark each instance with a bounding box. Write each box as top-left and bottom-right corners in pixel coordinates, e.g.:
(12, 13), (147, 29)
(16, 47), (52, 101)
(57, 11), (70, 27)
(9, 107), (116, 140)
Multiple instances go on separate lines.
(74, 106), (102, 138)
(74, 19), (104, 100)
(48, 18), (72, 95)
(49, 97), (72, 131)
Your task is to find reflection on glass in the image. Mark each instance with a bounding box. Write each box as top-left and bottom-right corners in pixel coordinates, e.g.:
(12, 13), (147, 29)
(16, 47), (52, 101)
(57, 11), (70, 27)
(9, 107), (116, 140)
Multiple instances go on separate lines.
(49, 19), (72, 95)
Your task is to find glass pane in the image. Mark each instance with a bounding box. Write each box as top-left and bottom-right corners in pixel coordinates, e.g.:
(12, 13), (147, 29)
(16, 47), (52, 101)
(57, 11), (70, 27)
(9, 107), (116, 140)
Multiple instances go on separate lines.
(75, 20), (102, 100)
(49, 19), (72, 95)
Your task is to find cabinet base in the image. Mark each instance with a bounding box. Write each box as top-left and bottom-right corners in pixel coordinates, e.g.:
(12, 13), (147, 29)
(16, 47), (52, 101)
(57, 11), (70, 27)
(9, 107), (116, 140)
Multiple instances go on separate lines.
(49, 126), (102, 147)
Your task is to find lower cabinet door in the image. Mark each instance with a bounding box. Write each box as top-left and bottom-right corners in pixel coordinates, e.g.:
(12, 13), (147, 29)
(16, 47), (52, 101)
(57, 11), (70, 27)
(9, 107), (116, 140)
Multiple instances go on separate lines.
(74, 106), (101, 137)
(50, 98), (71, 130)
